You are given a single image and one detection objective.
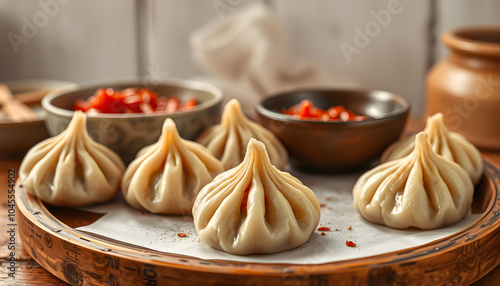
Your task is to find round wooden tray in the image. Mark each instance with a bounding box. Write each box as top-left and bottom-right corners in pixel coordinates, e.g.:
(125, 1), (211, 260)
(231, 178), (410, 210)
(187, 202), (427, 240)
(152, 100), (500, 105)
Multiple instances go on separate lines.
(17, 160), (500, 286)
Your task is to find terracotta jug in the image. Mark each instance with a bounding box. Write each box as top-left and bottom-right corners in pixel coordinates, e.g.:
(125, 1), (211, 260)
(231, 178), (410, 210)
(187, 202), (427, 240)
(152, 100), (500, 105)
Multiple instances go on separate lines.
(426, 26), (500, 149)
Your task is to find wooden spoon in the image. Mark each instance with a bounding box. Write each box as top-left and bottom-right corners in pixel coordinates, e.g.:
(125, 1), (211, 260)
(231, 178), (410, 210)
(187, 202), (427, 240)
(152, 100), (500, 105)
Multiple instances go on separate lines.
(0, 83), (39, 122)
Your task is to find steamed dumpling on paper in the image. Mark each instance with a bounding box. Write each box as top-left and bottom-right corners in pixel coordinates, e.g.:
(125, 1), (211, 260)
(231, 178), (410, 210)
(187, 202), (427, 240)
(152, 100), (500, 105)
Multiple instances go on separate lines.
(122, 118), (224, 215)
(381, 113), (483, 185)
(19, 111), (125, 206)
(196, 98), (288, 170)
(353, 132), (474, 230)
(192, 138), (320, 255)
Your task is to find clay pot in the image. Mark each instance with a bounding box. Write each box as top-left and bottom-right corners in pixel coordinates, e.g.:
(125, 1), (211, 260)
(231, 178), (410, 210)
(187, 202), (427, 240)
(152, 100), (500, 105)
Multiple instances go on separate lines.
(426, 26), (500, 149)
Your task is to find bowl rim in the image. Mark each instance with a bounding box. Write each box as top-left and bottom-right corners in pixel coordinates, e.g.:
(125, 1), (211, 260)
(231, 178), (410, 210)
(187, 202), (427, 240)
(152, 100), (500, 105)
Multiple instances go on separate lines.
(255, 88), (410, 125)
(3, 79), (76, 92)
(442, 25), (500, 57)
(42, 77), (224, 119)
(0, 79), (76, 126)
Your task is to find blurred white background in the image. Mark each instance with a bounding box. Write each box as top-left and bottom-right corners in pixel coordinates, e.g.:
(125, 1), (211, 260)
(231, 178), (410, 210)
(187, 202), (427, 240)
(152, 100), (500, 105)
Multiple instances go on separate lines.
(1, 0), (499, 115)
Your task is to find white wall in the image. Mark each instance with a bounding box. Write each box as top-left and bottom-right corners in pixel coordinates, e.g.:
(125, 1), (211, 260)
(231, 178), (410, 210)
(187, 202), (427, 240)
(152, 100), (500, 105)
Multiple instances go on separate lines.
(1, 0), (500, 115)
(0, 0), (138, 82)
(273, 0), (430, 116)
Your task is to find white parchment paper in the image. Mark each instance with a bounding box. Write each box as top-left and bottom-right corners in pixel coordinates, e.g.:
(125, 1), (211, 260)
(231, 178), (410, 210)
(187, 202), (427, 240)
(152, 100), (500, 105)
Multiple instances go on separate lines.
(76, 170), (480, 264)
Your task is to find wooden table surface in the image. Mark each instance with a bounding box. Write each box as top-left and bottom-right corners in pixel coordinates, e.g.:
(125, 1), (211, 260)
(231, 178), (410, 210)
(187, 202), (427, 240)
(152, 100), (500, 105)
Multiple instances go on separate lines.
(1, 118), (499, 285)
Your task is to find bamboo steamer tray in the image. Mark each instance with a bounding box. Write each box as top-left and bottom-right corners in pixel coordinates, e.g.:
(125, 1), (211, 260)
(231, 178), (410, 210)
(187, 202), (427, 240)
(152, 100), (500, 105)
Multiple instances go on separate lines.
(17, 160), (500, 286)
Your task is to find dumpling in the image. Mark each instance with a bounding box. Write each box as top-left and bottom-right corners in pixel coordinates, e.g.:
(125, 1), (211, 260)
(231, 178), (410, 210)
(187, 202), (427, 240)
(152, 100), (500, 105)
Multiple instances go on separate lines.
(196, 98), (288, 170)
(122, 118), (224, 215)
(19, 111), (125, 206)
(353, 132), (474, 230)
(192, 138), (320, 255)
(381, 113), (483, 185)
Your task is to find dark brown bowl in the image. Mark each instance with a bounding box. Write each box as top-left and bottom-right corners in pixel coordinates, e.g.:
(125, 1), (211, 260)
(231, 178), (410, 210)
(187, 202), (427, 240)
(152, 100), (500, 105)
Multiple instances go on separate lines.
(255, 89), (410, 173)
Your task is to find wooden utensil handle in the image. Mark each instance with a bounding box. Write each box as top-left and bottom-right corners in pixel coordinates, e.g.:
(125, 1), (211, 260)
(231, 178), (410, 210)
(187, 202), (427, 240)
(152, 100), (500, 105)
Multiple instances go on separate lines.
(0, 83), (39, 122)
(0, 83), (14, 104)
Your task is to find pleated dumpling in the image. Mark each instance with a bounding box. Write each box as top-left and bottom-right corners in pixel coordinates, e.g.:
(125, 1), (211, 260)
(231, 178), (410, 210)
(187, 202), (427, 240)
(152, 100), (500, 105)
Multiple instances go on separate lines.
(122, 118), (224, 215)
(193, 139), (320, 255)
(353, 132), (474, 230)
(381, 113), (483, 185)
(196, 98), (288, 170)
(19, 111), (125, 206)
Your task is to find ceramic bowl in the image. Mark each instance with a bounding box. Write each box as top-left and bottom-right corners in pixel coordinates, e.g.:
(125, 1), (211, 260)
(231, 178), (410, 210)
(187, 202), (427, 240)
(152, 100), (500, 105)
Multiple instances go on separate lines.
(42, 78), (223, 164)
(0, 79), (75, 156)
(255, 89), (410, 172)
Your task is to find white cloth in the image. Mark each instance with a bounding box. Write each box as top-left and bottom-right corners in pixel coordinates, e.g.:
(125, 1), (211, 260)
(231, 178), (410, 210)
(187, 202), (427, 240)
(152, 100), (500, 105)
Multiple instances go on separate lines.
(190, 3), (357, 117)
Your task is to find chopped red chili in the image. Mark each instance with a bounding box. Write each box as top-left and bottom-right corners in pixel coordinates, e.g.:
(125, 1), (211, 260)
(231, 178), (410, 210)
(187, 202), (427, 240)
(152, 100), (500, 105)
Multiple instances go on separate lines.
(281, 100), (369, 122)
(321, 232), (326, 236)
(319, 203), (327, 207)
(317, 227), (331, 231)
(73, 87), (197, 114)
(177, 233), (187, 237)
(348, 226), (352, 230)
(346, 240), (357, 247)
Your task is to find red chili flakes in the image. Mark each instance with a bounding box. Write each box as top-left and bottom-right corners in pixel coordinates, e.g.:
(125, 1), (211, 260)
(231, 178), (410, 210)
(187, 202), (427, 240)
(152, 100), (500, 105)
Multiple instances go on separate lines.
(177, 233), (187, 237)
(317, 227), (330, 231)
(325, 197), (333, 201)
(73, 87), (198, 114)
(346, 240), (357, 247)
(140, 212), (145, 215)
(348, 226), (352, 230)
(319, 203), (327, 207)
(280, 100), (370, 122)
(321, 232), (326, 236)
